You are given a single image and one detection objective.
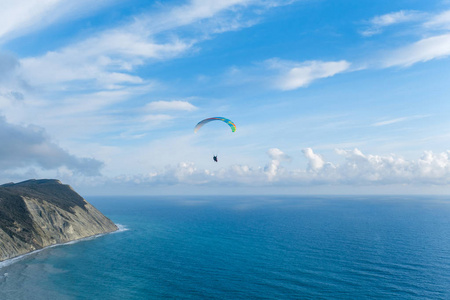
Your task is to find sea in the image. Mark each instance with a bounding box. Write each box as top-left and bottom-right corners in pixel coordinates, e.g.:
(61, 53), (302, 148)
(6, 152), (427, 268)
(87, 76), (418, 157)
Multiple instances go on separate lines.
(1, 195), (450, 299)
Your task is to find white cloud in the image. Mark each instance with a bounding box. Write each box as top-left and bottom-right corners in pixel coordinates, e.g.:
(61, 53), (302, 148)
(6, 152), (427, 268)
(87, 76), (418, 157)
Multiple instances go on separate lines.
(424, 10), (450, 30)
(361, 10), (422, 36)
(2, 0), (301, 139)
(139, 0), (296, 33)
(267, 59), (350, 90)
(383, 33), (450, 67)
(146, 100), (198, 111)
(0, 0), (117, 44)
(371, 115), (430, 127)
(89, 148), (450, 188)
(372, 10), (419, 26)
(361, 9), (450, 68)
(0, 0), (301, 149)
(144, 0), (254, 32)
(17, 0), (293, 91)
(265, 148), (291, 180)
(302, 148), (326, 171)
(372, 117), (410, 127)
(315, 148), (450, 185)
(267, 148), (290, 161)
(0, 116), (103, 175)
(40, 144), (450, 194)
(0, 0), (63, 41)
(417, 151), (450, 180)
(1, 82), (164, 151)
(20, 34), (189, 88)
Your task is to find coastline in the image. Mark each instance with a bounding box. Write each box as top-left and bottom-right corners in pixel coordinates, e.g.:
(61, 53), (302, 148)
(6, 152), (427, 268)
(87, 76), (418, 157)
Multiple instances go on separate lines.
(0, 224), (127, 270)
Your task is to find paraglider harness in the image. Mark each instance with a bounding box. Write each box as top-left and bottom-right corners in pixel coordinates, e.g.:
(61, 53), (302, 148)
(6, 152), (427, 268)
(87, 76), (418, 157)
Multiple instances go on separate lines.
(213, 155), (218, 162)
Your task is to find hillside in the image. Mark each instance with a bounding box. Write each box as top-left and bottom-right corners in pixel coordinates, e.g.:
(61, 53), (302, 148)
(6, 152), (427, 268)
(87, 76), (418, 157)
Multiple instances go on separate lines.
(0, 179), (118, 261)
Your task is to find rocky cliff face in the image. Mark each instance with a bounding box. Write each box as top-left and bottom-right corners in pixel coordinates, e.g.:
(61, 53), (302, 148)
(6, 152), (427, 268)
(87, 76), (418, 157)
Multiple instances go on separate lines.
(0, 179), (118, 261)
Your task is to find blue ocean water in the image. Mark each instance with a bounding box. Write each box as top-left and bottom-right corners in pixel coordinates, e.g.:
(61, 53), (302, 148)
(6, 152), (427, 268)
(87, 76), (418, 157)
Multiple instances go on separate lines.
(1, 195), (450, 299)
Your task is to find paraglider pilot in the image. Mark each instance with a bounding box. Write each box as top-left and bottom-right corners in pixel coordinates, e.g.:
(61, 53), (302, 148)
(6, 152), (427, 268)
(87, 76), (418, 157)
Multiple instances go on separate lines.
(213, 155), (218, 162)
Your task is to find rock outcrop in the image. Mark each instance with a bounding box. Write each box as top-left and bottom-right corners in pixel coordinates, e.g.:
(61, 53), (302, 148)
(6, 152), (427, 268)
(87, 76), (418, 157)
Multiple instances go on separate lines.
(0, 179), (118, 261)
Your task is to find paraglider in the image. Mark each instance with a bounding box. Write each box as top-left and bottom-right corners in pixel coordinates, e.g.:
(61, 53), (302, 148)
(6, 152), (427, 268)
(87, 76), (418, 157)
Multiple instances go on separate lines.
(194, 117), (236, 163)
(194, 117), (236, 133)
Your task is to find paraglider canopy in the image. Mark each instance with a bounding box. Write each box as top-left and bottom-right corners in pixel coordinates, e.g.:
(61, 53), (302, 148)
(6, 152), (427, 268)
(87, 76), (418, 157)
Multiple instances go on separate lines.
(194, 117), (236, 133)
(194, 117), (235, 163)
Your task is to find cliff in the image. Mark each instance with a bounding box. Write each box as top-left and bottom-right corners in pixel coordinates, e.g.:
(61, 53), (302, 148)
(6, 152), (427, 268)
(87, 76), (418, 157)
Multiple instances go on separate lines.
(0, 179), (118, 262)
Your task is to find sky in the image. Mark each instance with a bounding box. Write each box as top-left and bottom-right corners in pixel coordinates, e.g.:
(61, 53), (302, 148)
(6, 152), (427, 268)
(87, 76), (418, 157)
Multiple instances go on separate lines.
(1, 0), (450, 195)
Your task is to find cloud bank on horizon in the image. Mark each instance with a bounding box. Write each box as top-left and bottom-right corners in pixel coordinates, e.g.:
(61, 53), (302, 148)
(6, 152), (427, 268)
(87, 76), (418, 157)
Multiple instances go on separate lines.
(97, 147), (450, 187)
(1, 0), (450, 194)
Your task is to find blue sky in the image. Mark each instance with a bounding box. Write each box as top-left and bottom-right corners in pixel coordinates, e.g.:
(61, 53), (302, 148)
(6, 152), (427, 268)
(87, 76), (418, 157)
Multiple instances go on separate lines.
(1, 0), (450, 195)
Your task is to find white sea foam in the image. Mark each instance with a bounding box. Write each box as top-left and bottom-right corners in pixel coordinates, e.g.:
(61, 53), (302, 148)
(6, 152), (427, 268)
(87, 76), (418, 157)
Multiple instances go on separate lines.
(115, 224), (129, 232)
(0, 223), (127, 270)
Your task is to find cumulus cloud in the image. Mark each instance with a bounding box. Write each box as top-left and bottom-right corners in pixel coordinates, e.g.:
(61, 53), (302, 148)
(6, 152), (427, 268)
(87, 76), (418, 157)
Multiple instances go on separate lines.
(146, 100), (197, 111)
(265, 148), (291, 180)
(266, 59), (350, 90)
(95, 147), (450, 188)
(314, 148), (450, 185)
(295, 148), (450, 185)
(302, 148), (325, 171)
(0, 116), (103, 175)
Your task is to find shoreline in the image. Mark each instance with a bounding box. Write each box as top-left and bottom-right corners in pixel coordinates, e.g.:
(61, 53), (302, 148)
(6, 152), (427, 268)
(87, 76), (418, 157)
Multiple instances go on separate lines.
(0, 224), (127, 270)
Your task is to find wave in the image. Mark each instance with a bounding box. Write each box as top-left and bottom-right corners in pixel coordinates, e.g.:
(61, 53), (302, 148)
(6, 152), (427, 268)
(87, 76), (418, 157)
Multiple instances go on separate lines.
(0, 223), (127, 270)
(114, 223), (129, 232)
